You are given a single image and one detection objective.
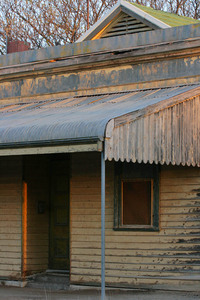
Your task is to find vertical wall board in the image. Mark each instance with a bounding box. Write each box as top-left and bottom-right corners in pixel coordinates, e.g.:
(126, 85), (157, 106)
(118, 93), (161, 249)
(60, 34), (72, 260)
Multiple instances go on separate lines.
(23, 155), (50, 275)
(0, 156), (22, 279)
(70, 153), (200, 291)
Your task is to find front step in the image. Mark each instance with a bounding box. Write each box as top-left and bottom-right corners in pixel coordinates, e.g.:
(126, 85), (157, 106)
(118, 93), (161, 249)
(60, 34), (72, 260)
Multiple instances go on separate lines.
(26, 271), (70, 290)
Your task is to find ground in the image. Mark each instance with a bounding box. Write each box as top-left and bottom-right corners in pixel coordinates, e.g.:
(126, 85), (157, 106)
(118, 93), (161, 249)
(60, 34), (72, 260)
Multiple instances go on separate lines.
(0, 286), (200, 300)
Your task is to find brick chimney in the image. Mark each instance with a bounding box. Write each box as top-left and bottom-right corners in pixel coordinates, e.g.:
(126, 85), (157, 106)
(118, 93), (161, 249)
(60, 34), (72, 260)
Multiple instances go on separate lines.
(7, 40), (30, 54)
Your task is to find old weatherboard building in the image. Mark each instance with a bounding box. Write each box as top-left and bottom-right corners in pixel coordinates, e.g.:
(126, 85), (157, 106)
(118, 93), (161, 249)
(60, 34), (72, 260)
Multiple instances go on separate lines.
(0, 0), (200, 293)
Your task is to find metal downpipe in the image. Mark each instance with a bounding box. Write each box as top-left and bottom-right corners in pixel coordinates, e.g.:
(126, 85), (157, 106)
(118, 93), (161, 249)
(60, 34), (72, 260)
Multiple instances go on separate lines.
(101, 149), (105, 300)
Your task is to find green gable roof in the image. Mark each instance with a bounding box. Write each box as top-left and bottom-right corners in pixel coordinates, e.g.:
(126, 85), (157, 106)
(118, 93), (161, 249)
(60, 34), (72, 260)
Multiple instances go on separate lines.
(78, 0), (200, 42)
(130, 2), (200, 27)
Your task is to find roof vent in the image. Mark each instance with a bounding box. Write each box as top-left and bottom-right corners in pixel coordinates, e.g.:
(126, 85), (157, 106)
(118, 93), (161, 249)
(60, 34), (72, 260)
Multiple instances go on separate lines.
(101, 12), (153, 38)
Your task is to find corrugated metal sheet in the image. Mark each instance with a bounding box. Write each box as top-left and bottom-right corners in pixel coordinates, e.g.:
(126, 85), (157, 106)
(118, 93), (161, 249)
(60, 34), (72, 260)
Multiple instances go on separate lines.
(105, 87), (200, 166)
(0, 85), (200, 166)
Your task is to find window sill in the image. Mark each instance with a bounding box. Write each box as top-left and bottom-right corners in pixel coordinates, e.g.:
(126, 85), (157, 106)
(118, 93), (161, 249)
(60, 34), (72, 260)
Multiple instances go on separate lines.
(113, 225), (159, 232)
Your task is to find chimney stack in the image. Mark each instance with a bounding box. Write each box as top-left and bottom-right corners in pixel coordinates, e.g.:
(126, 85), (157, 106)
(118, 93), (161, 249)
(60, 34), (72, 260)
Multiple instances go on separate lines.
(7, 40), (30, 54)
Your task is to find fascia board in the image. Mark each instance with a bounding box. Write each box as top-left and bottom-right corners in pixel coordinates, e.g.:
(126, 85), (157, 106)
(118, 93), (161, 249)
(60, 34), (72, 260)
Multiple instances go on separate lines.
(76, 2), (121, 42)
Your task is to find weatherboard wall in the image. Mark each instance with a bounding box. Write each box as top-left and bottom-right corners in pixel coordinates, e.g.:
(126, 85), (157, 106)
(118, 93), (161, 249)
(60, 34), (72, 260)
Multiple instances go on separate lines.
(70, 152), (200, 291)
(0, 156), (22, 279)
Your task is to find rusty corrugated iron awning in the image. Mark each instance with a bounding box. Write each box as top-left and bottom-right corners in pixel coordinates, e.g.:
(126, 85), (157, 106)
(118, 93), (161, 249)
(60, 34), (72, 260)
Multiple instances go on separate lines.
(105, 85), (200, 167)
(0, 84), (200, 165)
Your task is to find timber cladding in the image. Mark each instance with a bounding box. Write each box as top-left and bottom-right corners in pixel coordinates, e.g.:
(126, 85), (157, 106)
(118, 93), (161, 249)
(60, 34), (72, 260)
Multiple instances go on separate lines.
(70, 153), (200, 291)
(0, 156), (22, 279)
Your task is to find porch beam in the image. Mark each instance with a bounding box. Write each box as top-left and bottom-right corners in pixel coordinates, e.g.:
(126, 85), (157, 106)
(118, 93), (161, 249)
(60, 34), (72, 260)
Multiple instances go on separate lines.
(0, 142), (102, 156)
(101, 149), (105, 300)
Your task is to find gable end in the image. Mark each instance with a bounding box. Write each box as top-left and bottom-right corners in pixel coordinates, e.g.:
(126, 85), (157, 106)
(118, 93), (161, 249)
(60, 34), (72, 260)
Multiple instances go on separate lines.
(97, 12), (153, 39)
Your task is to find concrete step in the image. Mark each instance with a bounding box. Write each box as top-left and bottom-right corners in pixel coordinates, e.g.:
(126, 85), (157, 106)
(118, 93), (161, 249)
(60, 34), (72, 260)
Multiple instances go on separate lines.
(26, 271), (70, 290)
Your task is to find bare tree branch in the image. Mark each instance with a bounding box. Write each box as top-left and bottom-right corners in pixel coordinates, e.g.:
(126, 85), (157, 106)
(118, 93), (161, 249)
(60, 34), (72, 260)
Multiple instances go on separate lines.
(0, 0), (199, 55)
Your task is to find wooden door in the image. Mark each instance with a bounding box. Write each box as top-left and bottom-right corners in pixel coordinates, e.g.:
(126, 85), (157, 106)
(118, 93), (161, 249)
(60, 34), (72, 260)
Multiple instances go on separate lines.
(49, 159), (70, 270)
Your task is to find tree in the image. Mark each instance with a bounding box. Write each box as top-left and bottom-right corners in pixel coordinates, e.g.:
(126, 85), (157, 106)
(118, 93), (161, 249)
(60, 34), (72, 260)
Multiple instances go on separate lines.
(0, 0), (199, 55)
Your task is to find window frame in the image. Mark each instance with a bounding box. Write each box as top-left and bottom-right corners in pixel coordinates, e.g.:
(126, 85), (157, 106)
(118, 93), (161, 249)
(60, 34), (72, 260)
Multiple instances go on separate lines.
(114, 162), (160, 232)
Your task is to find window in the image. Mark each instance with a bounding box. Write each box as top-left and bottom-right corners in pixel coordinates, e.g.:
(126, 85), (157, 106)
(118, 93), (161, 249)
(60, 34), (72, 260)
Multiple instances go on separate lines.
(114, 162), (159, 231)
(122, 179), (152, 226)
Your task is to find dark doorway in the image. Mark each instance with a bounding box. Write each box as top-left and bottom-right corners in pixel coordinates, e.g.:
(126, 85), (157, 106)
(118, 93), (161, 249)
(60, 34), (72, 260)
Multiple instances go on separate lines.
(49, 158), (70, 270)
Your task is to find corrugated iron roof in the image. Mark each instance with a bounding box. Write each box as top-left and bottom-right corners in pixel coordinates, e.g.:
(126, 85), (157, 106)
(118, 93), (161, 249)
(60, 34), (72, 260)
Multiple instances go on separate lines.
(105, 86), (200, 166)
(0, 85), (199, 150)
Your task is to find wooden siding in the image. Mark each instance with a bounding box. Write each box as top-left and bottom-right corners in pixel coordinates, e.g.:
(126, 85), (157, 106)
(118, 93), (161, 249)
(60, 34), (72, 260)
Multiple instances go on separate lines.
(24, 156), (50, 275)
(105, 93), (200, 167)
(0, 156), (22, 279)
(70, 153), (200, 291)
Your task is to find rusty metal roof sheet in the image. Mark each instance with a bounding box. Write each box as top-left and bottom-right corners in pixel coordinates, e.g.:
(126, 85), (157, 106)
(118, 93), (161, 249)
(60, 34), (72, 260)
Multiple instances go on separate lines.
(0, 85), (199, 150)
(105, 85), (200, 166)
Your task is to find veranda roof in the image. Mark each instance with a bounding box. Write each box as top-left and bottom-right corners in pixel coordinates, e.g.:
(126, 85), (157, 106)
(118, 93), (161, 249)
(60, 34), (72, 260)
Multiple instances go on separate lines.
(0, 84), (200, 166)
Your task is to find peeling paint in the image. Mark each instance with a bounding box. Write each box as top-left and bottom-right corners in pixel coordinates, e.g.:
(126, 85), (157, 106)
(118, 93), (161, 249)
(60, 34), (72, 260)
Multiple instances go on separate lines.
(0, 56), (200, 100)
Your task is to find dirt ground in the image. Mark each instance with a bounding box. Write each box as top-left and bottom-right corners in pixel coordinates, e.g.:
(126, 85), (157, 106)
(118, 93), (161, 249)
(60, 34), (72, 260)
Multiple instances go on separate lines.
(0, 286), (200, 300)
